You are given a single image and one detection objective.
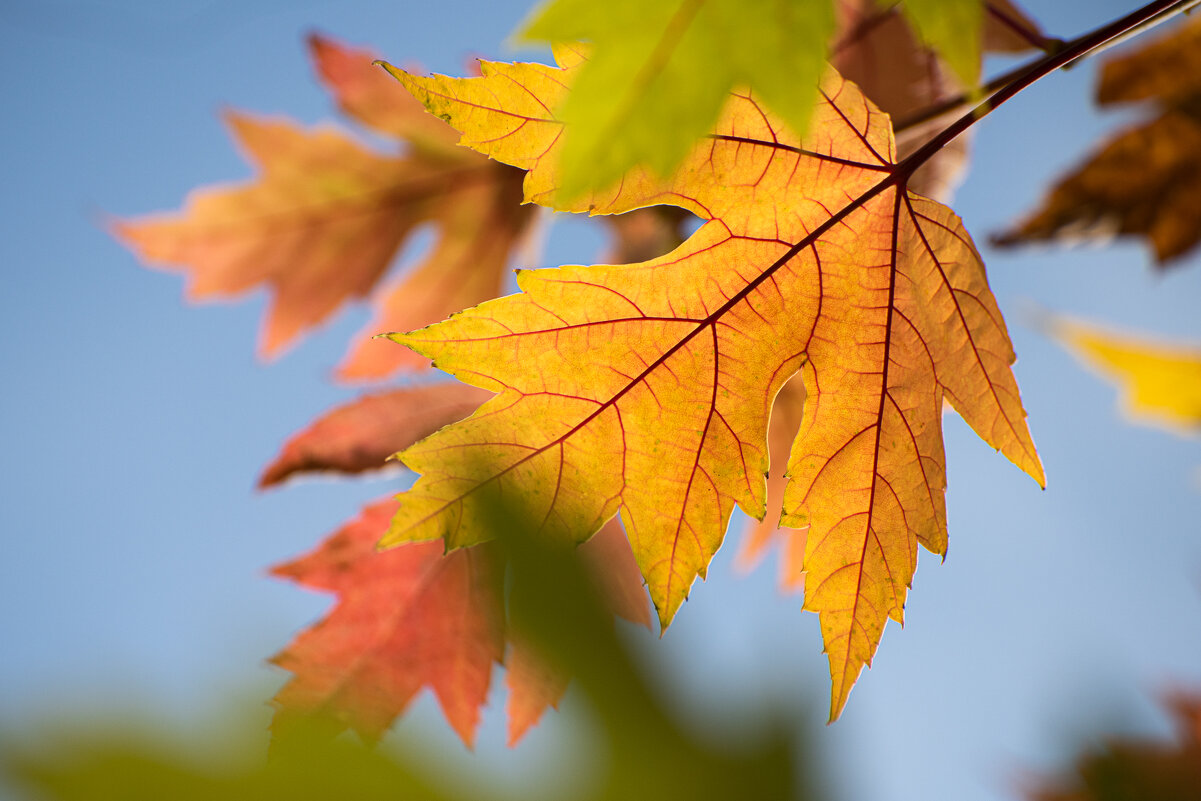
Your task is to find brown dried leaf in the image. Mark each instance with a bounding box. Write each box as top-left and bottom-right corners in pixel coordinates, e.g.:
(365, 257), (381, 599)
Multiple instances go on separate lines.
(994, 16), (1201, 268)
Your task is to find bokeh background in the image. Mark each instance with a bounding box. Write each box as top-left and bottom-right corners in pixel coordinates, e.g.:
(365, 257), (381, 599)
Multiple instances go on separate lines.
(2, 1), (1199, 799)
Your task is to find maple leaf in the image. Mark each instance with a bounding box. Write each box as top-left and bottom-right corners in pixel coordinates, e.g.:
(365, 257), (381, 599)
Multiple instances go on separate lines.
(993, 15), (1201, 268)
(271, 498), (648, 746)
(378, 51), (1043, 718)
(739, 0), (1046, 579)
(271, 499), (504, 745)
(113, 35), (533, 376)
(112, 111), (422, 358)
(1042, 314), (1201, 433)
(259, 382), (492, 487)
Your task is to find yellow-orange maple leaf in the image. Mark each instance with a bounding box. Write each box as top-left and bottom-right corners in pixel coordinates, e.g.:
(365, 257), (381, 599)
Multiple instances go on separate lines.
(379, 50), (1043, 719)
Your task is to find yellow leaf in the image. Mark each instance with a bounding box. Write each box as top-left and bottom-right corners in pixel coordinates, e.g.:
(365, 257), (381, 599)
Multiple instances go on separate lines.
(380, 53), (1042, 719)
(1047, 315), (1201, 432)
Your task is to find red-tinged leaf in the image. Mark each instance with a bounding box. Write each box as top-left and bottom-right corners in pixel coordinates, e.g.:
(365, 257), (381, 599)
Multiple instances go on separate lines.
(271, 499), (505, 746)
(115, 35), (535, 372)
(308, 32), (458, 148)
(273, 503), (649, 745)
(504, 633), (566, 747)
(112, 112), (427, 358)
(259, 383), (492, 488)
(579, 518), (654, 629)
(335, 166), (532, 380)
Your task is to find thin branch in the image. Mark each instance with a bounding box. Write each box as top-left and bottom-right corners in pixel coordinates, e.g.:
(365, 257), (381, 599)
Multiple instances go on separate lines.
(895, 0), (1200, 136)
(895, 0), (1200, 157)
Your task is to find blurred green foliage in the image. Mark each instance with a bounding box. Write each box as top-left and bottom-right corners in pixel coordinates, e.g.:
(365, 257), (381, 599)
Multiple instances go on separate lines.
(2, 497), (816, 801)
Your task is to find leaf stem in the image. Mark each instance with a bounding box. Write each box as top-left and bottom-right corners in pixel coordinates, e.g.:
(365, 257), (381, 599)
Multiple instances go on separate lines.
(893, 0), (1199, 138)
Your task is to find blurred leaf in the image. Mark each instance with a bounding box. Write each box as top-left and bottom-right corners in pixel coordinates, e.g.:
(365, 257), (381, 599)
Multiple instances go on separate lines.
(1045, 315), (1201, 434)
(893, 0), (984, 89)
(1027, 693), (1201, 801)
(113, 35), (534, 376)
(270, 499), (648, 747)
(309, 32), (459, 147)
(603, 206), (693, 265)
(2, 718), (466, 801)
(271, 499), (506, 747)
(993, 15), (1201, 268)
(259, 383), (492, 487)
(483, 495), (804, 801)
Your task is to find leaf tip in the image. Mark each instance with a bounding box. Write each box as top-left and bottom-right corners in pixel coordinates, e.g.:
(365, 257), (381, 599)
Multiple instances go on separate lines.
(826, 680), (855, 724)
(379, 331), (432, 360)
(373, 60), (415, 87)
(256, 464), (284, 490)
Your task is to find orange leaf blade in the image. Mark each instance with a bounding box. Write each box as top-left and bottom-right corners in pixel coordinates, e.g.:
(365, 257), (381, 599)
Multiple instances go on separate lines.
(112, 113), (418, 358)
(382, 57), (1041, 717)
(308, 33), (460, 147)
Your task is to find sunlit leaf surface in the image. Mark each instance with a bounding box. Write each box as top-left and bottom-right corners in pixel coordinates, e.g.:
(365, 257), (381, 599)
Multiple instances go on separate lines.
(380, 51), (1042, 717)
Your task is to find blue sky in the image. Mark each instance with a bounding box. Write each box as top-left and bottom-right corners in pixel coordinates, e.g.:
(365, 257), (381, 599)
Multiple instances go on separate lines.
(2, 1), (1199, 799)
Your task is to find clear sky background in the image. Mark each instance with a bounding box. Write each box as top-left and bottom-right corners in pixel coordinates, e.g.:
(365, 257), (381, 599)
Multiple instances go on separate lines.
(2, 1), (1199, 800)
